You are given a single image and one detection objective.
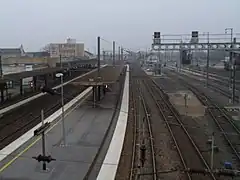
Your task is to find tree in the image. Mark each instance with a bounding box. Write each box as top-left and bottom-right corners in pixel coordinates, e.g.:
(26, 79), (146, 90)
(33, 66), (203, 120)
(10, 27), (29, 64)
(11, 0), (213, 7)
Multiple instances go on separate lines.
(41, 44), (51, 52)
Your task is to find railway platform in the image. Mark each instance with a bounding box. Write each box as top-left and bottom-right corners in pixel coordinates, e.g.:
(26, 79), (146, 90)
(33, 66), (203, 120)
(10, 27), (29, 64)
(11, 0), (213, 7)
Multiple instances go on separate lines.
(72, 65), (125, 103)
(0, 66), (92, 110)
(71, 65), (124, 86)
(0, 78), (121, 180)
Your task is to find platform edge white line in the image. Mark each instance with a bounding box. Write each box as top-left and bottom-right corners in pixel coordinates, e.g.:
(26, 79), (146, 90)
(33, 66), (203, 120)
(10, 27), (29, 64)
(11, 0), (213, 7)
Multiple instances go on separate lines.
(96, 65), (129, 180)
(0, 65), (107, 115)
(0, 86), (92, 162)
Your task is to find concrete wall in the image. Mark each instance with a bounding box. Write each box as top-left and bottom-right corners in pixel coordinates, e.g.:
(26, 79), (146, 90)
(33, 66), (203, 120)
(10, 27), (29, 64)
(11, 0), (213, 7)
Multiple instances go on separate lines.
(1, 54), (21, 59)
(75, 43), (84, 57)
(2, 57), (58, 67)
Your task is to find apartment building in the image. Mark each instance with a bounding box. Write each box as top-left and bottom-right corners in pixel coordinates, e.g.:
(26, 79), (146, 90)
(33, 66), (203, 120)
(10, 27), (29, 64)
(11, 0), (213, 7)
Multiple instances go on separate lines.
(49, 38), (84, 58)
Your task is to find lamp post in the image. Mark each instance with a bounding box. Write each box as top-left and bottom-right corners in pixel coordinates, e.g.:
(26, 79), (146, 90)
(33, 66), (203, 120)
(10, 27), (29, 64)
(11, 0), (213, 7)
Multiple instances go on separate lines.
(55, 72), (66, 146)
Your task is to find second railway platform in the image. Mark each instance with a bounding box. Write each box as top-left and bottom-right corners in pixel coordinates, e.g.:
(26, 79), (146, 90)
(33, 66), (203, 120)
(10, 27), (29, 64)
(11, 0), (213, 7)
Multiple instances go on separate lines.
(0, 64), (127, 180)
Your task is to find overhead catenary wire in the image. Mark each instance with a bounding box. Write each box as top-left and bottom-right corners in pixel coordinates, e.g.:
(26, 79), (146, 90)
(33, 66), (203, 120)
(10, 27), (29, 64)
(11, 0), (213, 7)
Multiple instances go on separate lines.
(100, 37), (123, 50)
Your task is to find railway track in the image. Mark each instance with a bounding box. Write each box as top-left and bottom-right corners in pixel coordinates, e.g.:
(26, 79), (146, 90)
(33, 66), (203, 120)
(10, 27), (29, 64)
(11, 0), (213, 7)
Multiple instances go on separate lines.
(129, 77), (157, 180)
(0, 97), (69, 148)
(169, 68), (240, 103)
(129, 78), (137, 180)
(0, 69), (88, 109)
(142, 76), (216, 180)
(176, 77), (240, 167)
(0, 67), (114, 150)
(0, 83), (87, 150)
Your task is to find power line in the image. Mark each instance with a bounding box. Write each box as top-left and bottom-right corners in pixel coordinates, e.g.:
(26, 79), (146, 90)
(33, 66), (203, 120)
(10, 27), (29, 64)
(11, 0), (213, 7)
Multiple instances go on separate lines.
(100, 37), (122, 48)
(100, 37), (112, 45)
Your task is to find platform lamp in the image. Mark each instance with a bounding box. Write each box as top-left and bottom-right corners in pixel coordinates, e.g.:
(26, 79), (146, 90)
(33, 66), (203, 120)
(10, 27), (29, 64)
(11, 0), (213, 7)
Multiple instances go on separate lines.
(55, 72), (66, 146)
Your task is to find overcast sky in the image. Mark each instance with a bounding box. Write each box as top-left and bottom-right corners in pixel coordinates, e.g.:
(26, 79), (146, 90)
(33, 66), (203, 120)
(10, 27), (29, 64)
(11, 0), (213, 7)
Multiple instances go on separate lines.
(0, 0), (239, 52)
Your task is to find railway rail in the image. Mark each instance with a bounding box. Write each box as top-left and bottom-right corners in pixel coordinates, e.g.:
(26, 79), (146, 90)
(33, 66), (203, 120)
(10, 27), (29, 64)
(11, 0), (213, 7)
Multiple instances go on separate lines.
(181, 67), (240, 100)
(129, 78), (137, 180)
(0, 83), (86, 150)
(142, 74), (216, 179)
(175, 75), (240, 166)
(129, 76), (157, 180)
(0, 66), (114, 150)
(184, 67), (240, 84)
(0, 69), (88, 110)
(168, 69), (240, 103)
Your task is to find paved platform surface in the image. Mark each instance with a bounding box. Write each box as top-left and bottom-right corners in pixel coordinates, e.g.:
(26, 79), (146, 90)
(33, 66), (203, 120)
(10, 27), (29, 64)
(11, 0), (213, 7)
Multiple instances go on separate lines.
(168, 90), (205, 117)
(0, 88), (118, 179)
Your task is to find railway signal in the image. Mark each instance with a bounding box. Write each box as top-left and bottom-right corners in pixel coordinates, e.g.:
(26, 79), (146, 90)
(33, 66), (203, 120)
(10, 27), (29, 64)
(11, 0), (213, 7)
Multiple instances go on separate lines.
(140, 144), (146, 167)
(153, 32), (161, 45)
(191, 31), (199, 43)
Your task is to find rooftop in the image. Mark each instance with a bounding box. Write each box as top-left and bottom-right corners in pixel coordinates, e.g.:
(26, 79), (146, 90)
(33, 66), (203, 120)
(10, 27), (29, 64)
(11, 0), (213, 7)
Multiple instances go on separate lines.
(0, 48), (22, 54)
(0, 45), (25, 55)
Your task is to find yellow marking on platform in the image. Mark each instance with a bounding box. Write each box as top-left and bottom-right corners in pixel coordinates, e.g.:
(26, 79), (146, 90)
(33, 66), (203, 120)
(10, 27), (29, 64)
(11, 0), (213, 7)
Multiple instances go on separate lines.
(0, 93), (90, 173)
(0, 137), (41, 172)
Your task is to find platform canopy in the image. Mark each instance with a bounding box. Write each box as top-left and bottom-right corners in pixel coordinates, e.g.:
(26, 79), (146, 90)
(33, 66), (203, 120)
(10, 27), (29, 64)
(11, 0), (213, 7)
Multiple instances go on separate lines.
(71, 65), (124, 86)
(4, 67), (64, 81)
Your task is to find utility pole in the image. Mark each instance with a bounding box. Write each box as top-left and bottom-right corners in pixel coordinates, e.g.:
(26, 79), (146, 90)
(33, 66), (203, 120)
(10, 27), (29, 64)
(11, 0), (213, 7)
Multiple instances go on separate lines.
(97, 36), (101, 76)
(118, 46), (121, 62)
(206, 32), (210, 87)
(59, 54), (61, 68)
(60, 73), (65, 145)
(58, 54), (66, 146)
(32, 110), (54, 170)
(41, 110), (47, 170)
(233, 51), (236, 103)
(211, 133), (215, 169)
(0, 55), (3, 103)
(121, 48), (123, 61)
(158, 50), (161, 75)
(179, 38), (183, 72)
(230, 29), (234, 103)
(102, 50), (105, 64)
(113, 41), (115, 67)
(225, 28), (233, 103)
(97, 36), (101, 101)
(0, 55), (2, 78)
